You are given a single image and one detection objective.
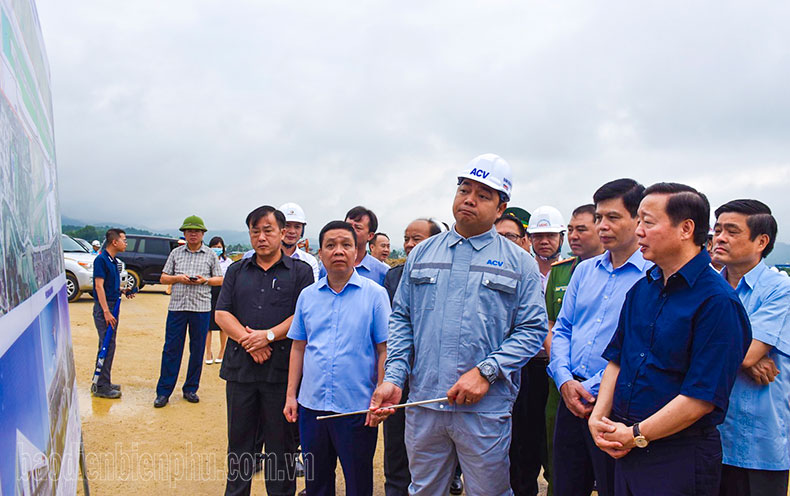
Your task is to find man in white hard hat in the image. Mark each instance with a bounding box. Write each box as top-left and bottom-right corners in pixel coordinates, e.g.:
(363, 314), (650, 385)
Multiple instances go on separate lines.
(91, 239), (101, 255)
(369, 153), (548, 495)
(243, 203), (320, 283)
(279, 202), (320, 282)
(527, 206), (566, 292)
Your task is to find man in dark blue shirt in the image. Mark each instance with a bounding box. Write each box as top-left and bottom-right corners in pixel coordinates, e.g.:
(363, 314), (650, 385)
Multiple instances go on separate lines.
(92, 228), (134, 399)
(589, 183), (751, 496)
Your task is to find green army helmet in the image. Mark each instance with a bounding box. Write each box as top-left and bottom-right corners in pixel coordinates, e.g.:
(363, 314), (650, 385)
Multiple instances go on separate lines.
(503, 207), (531, 230)
(180, 215), (207, 232)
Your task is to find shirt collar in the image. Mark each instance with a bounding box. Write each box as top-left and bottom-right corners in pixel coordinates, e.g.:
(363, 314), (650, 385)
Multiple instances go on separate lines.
(358, 253), (378, 271)
(447, 224), (497, 250)
(647, 248), (711, 287)
(242, 250), (291, 271)
(185, 244), (210, 254)
(596, 248), (648, 272)
(318, 268), (363, 292)
(723, 261), (767, 291)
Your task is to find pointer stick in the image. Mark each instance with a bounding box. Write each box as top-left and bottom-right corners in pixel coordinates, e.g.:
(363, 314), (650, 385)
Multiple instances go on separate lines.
(316, 397), (450, 420)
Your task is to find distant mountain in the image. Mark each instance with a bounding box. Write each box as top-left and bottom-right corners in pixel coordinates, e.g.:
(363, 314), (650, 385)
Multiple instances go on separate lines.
(766, 241), (790, 266)
(60, 214), (86, 226)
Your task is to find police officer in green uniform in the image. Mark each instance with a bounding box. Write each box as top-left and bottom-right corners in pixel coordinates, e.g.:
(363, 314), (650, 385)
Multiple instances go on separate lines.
(543, 204), (603, 495)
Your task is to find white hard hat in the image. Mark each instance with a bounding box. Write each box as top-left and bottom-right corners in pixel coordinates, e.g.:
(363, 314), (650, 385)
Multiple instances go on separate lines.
(457, 153), (513, 202)
(527, 206), (566, 234)
(91, 240), (101, 247)
(278, 202), (307, 224)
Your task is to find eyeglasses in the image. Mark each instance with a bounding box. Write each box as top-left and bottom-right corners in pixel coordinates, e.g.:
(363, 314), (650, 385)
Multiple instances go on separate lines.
(499, 232), (522, 242)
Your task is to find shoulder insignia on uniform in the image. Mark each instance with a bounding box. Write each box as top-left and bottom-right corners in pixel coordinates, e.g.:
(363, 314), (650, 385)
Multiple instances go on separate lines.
(551, 257), (576, 267)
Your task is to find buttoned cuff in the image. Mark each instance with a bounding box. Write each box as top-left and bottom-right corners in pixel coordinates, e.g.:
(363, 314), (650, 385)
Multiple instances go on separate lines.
(551, 367), (575, 392)
(581, 377), (600, 397)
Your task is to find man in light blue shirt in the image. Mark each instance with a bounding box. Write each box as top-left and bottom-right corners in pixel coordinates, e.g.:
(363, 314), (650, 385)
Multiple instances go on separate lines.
(713, 199), (790, 496)
(548, 179), (648, 496)
(317, 206), (391, 285)
(370, 154), (548, 496)
(284, 220), (390, 496)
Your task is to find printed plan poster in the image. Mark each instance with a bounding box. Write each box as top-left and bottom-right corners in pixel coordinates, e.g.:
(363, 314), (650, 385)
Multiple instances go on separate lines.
(0, 0), (80, 495)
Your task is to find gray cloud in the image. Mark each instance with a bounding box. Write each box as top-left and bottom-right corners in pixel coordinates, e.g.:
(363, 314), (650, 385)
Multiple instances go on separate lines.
(39, 1), (790, 245)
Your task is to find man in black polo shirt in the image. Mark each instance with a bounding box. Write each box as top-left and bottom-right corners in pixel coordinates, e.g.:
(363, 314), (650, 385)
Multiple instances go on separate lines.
(215, 205), (314, 496)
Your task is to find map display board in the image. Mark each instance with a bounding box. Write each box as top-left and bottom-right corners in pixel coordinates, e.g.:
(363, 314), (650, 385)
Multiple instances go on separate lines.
(0, 0), (81, 494)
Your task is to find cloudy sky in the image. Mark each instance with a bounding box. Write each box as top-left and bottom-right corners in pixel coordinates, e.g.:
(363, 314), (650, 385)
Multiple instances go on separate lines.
(37, 1), (790, 245)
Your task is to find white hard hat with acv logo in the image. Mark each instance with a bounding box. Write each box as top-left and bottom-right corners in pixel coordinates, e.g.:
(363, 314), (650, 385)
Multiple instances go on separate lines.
(457, 153), (513, 202)
(278, 202), (307, 224)
(527, 206), (566, 234)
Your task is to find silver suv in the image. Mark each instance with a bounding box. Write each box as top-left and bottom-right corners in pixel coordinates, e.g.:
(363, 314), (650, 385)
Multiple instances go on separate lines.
(62, 234), (129, 302)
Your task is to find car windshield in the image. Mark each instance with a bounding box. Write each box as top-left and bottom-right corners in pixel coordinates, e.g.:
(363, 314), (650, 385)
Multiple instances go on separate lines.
(62, 235), (88, 253)
(75, 238), (93, 251)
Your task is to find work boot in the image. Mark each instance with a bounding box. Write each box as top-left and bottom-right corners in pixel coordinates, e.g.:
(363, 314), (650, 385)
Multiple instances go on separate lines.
(153, 395), (169, 408)
(450, 474), (463, 495)
(92, 387), (121, 399)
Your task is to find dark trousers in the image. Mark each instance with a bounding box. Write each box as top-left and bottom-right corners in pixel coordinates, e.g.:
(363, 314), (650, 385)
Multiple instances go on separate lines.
(510, 356), (549, 496)
(544, 377), (561, 496)
(614, 427), (721, 496)
(93, 303), (119, 390)
(383, 383), (410, 496)
(720, 464), (789, 496)
(156, 310), (210, 397)
(553, 398), (615, 496)
(225, 381), (296, 496)
(299, 405), (378, 496)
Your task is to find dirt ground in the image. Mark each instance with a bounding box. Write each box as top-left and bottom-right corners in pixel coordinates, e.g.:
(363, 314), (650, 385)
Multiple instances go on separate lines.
(71, 285), (366, 494)
(70, 285), (548, 495)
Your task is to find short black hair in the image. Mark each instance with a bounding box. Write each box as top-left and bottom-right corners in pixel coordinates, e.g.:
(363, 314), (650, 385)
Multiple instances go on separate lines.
(246, 205), (286, 230)
(495, 214), (526, 237)
(593, 179), (645, 218)
(209, 236), (225, 254)
(345, 206), (378, 233)
(319, 221), (357, 248)
(370, 232), (389, 245)
(572, 204), (596, 218)
(715, 199), (777, 258)
(644, 182), (710, 247)
(105, 228), (126, 244)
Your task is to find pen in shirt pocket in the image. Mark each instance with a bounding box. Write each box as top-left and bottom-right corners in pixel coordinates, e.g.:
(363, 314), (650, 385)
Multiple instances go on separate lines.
(272, 277), (277, 289)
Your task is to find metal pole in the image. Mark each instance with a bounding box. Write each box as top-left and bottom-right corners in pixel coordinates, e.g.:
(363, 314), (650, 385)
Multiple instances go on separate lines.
(316, 396), (449, 420)
(79, 432), (90, 496)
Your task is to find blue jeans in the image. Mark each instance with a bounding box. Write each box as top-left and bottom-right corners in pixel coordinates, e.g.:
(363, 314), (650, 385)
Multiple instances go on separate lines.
(156, 310), (210, 397)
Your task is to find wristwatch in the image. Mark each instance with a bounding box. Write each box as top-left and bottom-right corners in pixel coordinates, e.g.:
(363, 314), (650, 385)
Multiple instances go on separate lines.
(476, 361), (498, 384)
(266, 330), (275, 342)
(632, 422), (649, 448)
